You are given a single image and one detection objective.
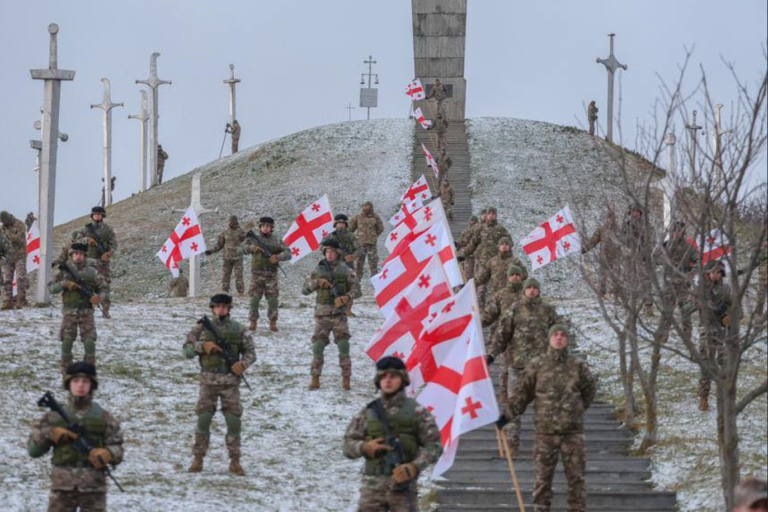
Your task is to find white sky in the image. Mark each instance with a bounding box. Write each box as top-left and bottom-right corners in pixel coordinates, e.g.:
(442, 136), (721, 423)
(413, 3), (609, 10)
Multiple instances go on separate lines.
(0, 0), (765, 224)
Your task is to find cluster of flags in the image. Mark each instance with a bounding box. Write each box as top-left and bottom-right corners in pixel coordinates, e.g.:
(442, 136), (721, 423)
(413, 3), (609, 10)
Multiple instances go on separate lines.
(406, 78), (441, 177)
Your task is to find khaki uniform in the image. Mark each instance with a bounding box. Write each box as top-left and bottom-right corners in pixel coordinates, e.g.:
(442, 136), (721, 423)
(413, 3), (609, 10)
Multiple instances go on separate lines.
(1, 215), (27, 307)
(476, 252), (528, 298)
(698, 279), (732, 400)
(456, 221), (479, 280)
(581, 215), (620, 296)
(437, 181), (455, 221)
(71, 221), (118, 316)
(302, 259), (360, 378)
(350, 210), (384, 278)
(588, 102), (599, 136)
(183, 316), (256, 459)
(169, 276), (189, 297)
(655, 236), (697, 343)
(157, 147), (168, 185)
(343, 390), (443, 511)
(28, 395), (124, 512)
(461, 220), (512, 305)
(210, 226), (247, 294)
(228, 121), (241, 154)
(507, 348), (597, 512)
(242, 232), (290, 322)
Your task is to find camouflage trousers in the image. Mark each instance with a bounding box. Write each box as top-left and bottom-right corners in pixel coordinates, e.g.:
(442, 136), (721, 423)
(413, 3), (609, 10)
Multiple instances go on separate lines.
(533, 433), (586, 512)
(441, 198), (454, 221)
(1, 258), (26, 303)
(502, 368), (523, 455)
(231, 137), (239, 154)
(249, 270), (279, 321)
(157, 164), (165, 185)
(194, 383), (243, 458)
(461, 256), (475, 281)
(656, 283), (692, 344)
(60, 308), (97, 364)
(473, 260), (489, 308)
(698, 328), (725, 400)
(95, 262), (111, 313)
(48, 490), (106, 512)
(357, 475), (419, 512)
(357, 244), (379, 279)
(221, 258), (244, 294)
(311, 314), (351, 377)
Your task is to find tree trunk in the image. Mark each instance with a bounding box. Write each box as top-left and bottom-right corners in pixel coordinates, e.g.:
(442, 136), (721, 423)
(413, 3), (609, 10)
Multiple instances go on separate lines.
(639, 341), (661, 453)
(717, 372), (741, 510)
(617, 331), (637, 426)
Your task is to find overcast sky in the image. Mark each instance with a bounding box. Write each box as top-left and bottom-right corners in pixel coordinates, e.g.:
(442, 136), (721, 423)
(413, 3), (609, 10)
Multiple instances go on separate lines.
(1, 0), (765, 224)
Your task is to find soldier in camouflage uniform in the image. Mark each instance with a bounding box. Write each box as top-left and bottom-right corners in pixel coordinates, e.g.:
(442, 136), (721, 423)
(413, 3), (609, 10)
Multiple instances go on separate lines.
(351, 201), (385, 279)
(488, 278), (562, 454)
(581, 209), (620, 297)
(476, 238), (527, 300)
(50, 243), (106, 372)
(157, 145), (168, 185)
(620, 204), (655, 316)
(698, 261), (733, 412)
(28, 362), (124, 512)
(68, 207), (117, 319)
(588, 100), (599, 136)
(436, 179), (455, 221)
(168, 267), (189, 298)
(183, 294), (256, 475)
(206, 215), (247, 295)
(456, 212), (483, 281)
(324, 214), (361, 315)
(499, 325), (597, 512)
(438, 146), (453, 175)
(0, 231), (10, 307)
(242, 217), (290, 332)
(427, 78), (448, 116)
(654, 221), (696, 344)
(344, 356), (443, 512)
(1, 210), (28, 310)
(226, 120), (241, 154)
(302, 240), (361, 391)
(460, 207), (511, 306)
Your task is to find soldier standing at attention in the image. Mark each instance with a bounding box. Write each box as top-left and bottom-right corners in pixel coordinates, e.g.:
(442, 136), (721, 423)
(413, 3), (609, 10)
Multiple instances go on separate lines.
(588, 100), (599, 136)
(206, 215), (247, 295)
(70, 206), (117, 319)
(183, 294), (255, 476)
(28, 362), (124, 512)
(350, 201), (385, 279)
(157, 144), (169, 185)
(0, 211), (28, 310)
(344, 356), (443, 512)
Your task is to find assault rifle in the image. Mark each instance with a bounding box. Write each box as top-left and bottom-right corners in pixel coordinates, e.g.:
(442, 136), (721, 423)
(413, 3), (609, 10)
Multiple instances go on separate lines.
(320, 259), (341, 299)
(57, 263), (102, 311)
(85, 224), (108, 257)
(37, 392), (125, 492)
(369, 399), (411, 491)
(245, 230), (288, 277)
(198, 315), (252, 391)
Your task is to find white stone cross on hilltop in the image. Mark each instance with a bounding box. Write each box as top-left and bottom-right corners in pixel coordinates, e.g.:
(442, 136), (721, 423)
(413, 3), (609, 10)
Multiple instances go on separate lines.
(223, 64), (241, 124)
(136, 52), (171, 189)
(128, 90), (149, 193)
(90, 78), (123, 207)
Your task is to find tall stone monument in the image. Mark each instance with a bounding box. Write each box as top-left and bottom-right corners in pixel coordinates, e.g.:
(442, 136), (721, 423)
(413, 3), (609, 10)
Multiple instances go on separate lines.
(412, 0), (468, 120)
(136, 52), (171, 189)
(128, 90), (149, 193)
(90, 78), (123, 207)
(223, 64), (240, 125)
(30, 23), (75, 305)
(596, 33), (628, 143)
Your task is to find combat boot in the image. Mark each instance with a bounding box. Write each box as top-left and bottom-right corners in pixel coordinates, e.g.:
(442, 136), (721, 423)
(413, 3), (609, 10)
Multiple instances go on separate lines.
(188, 456), (204, 473)
(342, 376), (351, 391)
(229, 457), (245, 476)
(249, 319), (257, 331)
(101, 306), (111, 319)
(269, 319), (279, 332)
(309, 375), (321, 390)
(1, 300), (13, 311)
(15, 296), (28, 309)
(699, 396), (709, 412)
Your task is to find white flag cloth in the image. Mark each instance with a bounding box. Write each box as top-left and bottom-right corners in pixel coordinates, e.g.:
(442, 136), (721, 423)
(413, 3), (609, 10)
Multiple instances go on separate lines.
(411, 107), (432, 129)
(372, 221), (462, 318)
(422, 144), (440, 178)
(365, 257), (453, 363)
(689, 229), (731, 264)
(11, 270), (18, 297)
(402, 175), (432, 204)
(388, 198), (423, 228)
(282, 195), (335, 263)
(406, 78), (426, 101)
(156, 207), (207, 278)
(26, 220), (41, 273)
(521, 205), (581, 271)
(385, 200), (448, 257)
(406, 281), (499, 478)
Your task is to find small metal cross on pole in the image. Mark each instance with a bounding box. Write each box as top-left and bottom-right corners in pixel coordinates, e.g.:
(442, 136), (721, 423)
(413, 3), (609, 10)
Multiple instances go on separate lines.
(90, 78), (123, 207)
(596, 33), (628, 143)
(128, 90), (149, 193)
(345, 102), (356, 121)
(361, 55), (379, 120)
(136, 52), (171, 189)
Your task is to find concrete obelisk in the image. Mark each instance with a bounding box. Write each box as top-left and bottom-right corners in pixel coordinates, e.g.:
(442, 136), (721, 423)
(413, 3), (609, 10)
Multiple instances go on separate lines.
(90, 78), (123, 207)
(223, 64), (241, 125)
(128, 90), (149, 193)
(30, 23), (75, 305)
(596, 33), (628, 143)
(136, 53), (171, 189)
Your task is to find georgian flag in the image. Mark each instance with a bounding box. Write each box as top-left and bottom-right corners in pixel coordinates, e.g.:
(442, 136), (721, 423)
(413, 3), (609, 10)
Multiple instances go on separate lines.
(283, 195), (335, 263)
(388, 197), (423, 228)
(406, 78), (426, 101)
(521, 205), (581, 271)
(689, 229), (731, 264)
(385, 200), (448, 257)
(423, 144), (440, 178)
(26, 220), (41, 273)
(11, 270), (18, 297)
(156, 207), (207, 278)
(411, 107), (432, 129)
(402, 175), (432, 204)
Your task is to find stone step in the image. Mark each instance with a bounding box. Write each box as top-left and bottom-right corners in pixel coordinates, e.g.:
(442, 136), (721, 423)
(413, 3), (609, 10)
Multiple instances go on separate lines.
(462, 428), (631, 441)
(450, 457), (652, 472)
(459, 439), (631, 455)
(438, 506), (677, 512)
(444, 468), (653, 483)
(438, 489), (678, 509)
(441, 480), (657, 492)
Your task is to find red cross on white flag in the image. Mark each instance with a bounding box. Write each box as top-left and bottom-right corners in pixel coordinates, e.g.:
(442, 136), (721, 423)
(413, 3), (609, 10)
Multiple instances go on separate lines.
(11, 270), (18, 297)
(402, 175), (432, 205)
(385, 200), (448, 257)
(26, 220), (41, 273)
(388, 197), (423, 228)
(411, 106), (432, 129)
(422, 144), (440, 178)
(521, 205), (581, 270)
(283, 195), (335, 263)
(156, 208), (207, 277)
(688, 228), (731, 264)
(406, 78), (426, 101)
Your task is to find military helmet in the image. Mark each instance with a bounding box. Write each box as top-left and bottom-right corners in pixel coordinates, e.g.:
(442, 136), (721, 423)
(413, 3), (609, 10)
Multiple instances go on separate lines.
(322, 239), (341, 255)
(523, 277), (541, 291)
(63, 361), (98, 391)
(259, 217), (275, 226)
(229, 215), (239, 223)
(70, 242), (88, 254)
(0, 211), (12, 225)
(91, 206), (107, 218)
(499, 237), (512, 247)
(548, 323), (570, 339)
(363, 201), (373, 208)
(486, 207), (498, 215)
(209, 293), (233, 308)
(334, 214), (349, 226)
(507, 265), (524, 277)
(374, 356), (411, 389)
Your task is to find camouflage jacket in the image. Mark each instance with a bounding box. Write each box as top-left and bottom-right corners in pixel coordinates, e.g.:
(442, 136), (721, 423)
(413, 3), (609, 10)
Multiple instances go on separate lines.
(211, 226), (247, 261)
(700, 280), (733, 333)
(508, 347), (597, 435)
(483, 282), (523, 327)
(437, 183), (454, 206)
(431, 117), (449, 135)
(72, 221), (118, 261)
(169, 276), (189, 297)
(491, 296), (562, 369)
(183, 316), (256, 386)
(323, 229), (359, 262)
(158, 148), (169, 165)
(657, 236), (697, 288)
(302, 259), (360, 316)
(1, 216), (27, 261)
(427, 83), (447, 102)
(242, 232), (290, 273)
(229, 122), (241, 140)
(28, 395), (124, 492)
(0, 233), (9, 263)
(350, 211), (384, 246)
(343, 390), (443, 476)
(461, 221), (512, 264)
(456, 222), (479, 252)
(49, 260), (106, 311)
(476, 251), (528, 295)
(620, 216), (652, 260)
(582, 219), (619, 264)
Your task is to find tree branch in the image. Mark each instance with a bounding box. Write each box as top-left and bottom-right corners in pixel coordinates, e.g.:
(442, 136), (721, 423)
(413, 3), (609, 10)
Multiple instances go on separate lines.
(736, 379), (768, 416)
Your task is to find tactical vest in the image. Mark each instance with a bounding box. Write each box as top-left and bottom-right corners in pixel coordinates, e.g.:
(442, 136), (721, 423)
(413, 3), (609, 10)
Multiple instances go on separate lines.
(51, 402), (107, 467)
(364, 399), (419, 476)
(199, 320), (243, 374)
(316, 264), (349, 305)
(334, 231), (356, 255)
(85, 223), (108, 259)
(62, 267), (98, 310)
(250, 236), (280, 272)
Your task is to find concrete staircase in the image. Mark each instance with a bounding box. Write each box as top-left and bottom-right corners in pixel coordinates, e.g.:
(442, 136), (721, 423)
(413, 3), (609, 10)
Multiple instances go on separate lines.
(412, 121), (472, 235)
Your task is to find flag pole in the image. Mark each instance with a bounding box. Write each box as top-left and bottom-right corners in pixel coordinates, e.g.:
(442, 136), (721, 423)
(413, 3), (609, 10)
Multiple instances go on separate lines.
(497, 426), (527, 512)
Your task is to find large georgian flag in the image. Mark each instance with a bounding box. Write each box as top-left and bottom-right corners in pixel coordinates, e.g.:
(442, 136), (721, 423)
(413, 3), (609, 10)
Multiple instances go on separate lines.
(402, 175), (432, 204)
(388, 198), (423, 228)
(26, 220), (41, 273)
(689, 228), (731, 264)
(406, 78), (426, 101)
(157, 207), (207, 277)
(411, 107), (433, 129)
(521, 205), (581, 271)
(385, 200), (448, 257)
(283, 195), (335, 263)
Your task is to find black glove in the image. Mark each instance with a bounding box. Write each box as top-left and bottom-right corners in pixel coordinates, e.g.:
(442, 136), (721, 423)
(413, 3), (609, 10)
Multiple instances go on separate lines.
(204, 250), (212, 256)
(486, 354), (495, 365)
(496, 415), (510, 429)
(457, 256), (466, 263)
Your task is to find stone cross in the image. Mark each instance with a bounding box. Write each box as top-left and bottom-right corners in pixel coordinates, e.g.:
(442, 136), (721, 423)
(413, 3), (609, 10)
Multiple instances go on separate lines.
(685, 109), (703, 170)
(223, 64), (241, 124)
(596, 33), (628, 143)
(31, 111), (68, 230)
(128, 90), (149, 193)
(30, 23), (75, 305)
(173, 173), (218, 297)
(711, 104), (732, 185)
(90, 78), (123, 207)
(136, 52), (171, 189)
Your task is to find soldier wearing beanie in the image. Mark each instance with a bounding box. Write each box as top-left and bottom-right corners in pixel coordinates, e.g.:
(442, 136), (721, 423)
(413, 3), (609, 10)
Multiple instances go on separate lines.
(698, 259), (733, 411)
(350, 201), (385, 279)
(476, 237), (527, 300)
(343, 357), (442, 511)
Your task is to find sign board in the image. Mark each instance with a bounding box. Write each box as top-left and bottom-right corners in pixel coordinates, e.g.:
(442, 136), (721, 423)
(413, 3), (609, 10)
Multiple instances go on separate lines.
(360, 88), (379, 108)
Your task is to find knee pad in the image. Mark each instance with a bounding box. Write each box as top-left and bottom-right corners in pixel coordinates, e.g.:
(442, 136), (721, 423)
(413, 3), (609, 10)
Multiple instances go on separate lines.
(337, 338), (351, 358)
(82, 339), (96, 357)
(61, 339), (75, 357)
(312, 339), (328, 358)
(225, 414), (242, 437)
(250, 295), (261, 311)
(196, 412), (214, 435)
